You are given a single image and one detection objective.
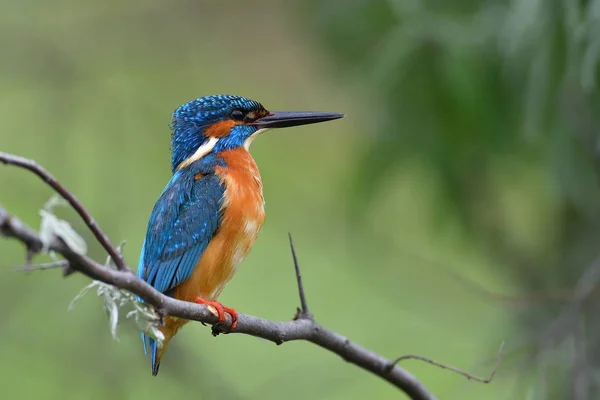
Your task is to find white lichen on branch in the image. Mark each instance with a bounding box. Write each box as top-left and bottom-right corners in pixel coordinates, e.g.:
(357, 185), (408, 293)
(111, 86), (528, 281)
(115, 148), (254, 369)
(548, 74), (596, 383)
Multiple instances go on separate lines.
(36, 197), (164, 346)
(39, 195), (87, 255)
(68, 242), (165, 347)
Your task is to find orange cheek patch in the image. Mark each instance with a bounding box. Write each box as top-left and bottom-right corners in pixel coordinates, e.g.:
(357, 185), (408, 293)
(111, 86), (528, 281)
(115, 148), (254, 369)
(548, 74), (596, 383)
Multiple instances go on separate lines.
(194, 172), (205, 181)
(204, 120), (238, 138)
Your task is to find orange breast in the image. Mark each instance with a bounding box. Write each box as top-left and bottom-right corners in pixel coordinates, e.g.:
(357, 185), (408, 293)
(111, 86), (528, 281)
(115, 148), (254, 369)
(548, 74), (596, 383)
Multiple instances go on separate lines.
(174, 148), (265, 302)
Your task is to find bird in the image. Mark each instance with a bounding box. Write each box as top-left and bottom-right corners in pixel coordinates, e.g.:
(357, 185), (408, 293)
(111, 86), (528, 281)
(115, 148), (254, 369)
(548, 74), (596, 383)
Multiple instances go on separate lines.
(137, 94), (344, 375)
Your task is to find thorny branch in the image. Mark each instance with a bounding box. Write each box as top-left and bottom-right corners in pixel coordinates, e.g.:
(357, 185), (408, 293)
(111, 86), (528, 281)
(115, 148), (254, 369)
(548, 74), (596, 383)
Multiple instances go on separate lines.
(0, 151), (502, 400)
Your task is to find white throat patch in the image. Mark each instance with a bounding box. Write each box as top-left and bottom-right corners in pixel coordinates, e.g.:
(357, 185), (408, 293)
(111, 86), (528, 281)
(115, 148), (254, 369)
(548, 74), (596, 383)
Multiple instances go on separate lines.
(176, 136), (219, 170)
(243, 128), (269, 151)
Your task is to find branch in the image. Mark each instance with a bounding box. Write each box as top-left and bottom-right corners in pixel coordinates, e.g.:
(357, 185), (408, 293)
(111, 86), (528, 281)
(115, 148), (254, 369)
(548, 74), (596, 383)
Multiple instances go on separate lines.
(1, 152), (499, 400)
(0, 151), (128, 271)
(387, 342), (505, 383)
(0, 203), (435, 400)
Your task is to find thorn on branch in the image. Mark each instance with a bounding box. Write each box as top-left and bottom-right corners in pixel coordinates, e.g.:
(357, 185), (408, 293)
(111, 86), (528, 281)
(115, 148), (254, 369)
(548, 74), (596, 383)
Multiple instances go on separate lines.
(288, 233), (312, 321)
(386, 341), (505, 383)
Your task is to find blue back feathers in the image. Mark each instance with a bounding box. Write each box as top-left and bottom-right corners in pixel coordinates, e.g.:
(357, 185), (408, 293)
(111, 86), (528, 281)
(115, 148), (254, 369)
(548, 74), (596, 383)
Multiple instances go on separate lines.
(170, 94), (266, 172)
(137, 153), (226, 294)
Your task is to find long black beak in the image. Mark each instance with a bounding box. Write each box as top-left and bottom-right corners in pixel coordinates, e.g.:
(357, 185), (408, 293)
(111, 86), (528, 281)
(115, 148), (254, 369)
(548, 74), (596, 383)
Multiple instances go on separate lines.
(252, 111), (345, 129)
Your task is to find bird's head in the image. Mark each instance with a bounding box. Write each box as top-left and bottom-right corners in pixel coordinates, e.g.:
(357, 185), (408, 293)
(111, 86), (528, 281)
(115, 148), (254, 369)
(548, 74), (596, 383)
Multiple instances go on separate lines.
(169, 94), (344, 172)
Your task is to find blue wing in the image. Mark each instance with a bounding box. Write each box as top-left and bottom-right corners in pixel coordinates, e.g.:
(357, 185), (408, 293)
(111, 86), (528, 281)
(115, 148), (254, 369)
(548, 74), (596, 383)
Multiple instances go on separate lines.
(136, 156), (225, 372)
(137, 158), (225, 295)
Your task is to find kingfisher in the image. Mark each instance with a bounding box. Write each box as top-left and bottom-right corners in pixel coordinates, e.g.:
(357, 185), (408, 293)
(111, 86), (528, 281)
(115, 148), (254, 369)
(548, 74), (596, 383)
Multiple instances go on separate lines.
(137, 94), (344, 375)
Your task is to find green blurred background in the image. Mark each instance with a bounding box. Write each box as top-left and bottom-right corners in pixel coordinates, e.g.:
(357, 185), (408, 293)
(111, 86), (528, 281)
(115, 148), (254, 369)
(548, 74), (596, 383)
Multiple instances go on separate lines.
(2, 0), (599, 399)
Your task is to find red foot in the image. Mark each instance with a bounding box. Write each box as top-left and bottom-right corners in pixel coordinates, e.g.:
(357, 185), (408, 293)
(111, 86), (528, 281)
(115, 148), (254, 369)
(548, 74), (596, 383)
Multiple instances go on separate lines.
(194, 297), (238, 329)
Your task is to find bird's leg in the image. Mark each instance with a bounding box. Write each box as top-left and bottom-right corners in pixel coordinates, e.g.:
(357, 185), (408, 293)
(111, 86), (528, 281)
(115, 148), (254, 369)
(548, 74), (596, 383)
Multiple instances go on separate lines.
(194, 297), (238, 329)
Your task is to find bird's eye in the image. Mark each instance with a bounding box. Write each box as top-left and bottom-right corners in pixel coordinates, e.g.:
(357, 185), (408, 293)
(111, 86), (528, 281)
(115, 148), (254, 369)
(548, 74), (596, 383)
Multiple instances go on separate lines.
(230, 110), (245, 121)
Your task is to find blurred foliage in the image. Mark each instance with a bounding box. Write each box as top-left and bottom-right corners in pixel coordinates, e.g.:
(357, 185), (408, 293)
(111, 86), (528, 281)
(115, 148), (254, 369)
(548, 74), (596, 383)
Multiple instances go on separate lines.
(303, 0), (600, 398)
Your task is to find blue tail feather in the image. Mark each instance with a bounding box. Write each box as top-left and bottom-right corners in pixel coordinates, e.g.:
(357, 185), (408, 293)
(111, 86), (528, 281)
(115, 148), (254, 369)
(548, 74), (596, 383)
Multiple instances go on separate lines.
(141, 330), (159, 375)
(141, 332), (148, 355)
(138, 241), (159, 374)
(150, 337), (159, 376)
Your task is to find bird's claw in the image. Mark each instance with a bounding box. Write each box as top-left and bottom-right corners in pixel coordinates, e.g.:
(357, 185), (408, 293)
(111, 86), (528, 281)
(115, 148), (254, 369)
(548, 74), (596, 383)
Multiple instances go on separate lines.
(194, 297), (238, 330)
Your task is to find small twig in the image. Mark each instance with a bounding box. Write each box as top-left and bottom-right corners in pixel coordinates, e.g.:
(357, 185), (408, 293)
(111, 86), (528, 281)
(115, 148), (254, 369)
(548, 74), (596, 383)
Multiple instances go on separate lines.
(12, 260), (69, 271)
(288, 233), (311, 320)
(0, 151), (128, 271)
(387, 341), (504, 383)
